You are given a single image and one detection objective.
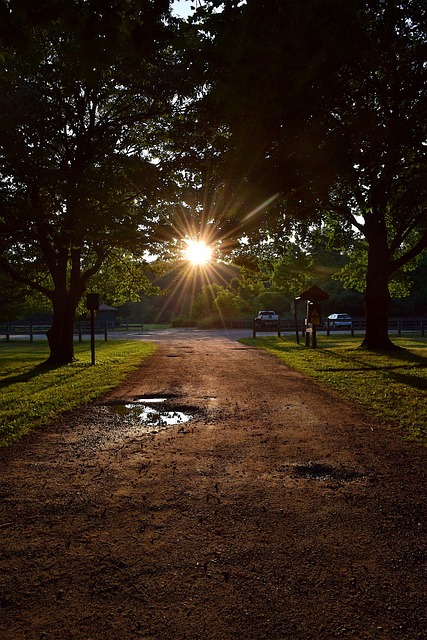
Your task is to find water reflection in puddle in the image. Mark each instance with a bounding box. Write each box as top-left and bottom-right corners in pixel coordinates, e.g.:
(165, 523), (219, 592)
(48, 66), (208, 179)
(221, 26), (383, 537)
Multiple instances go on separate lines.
(104, 398), (192, 428)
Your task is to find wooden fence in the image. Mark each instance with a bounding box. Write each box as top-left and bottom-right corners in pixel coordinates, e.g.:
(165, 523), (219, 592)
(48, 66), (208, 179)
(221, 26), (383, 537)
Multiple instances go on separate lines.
(0, 317), (425, 341)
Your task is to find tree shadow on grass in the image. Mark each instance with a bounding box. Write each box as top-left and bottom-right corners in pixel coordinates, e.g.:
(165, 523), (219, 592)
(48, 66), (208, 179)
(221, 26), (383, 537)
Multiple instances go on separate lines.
(0, 362), (62, 389)
(386, 369), (427, 392)
(319, 346), (427, 391)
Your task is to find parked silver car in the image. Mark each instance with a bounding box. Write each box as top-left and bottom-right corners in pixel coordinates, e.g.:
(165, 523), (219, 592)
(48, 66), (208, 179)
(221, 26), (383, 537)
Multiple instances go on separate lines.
(327, 313), (352, 328)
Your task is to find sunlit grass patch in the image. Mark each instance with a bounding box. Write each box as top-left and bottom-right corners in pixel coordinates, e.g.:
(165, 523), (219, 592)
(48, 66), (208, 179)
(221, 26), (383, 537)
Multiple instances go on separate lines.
(240, 335), (427, 445)
(0, 340), (156, 446)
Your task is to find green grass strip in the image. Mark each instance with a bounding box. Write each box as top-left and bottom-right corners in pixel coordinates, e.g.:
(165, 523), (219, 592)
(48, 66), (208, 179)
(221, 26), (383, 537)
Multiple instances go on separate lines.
(0, 340), (156, 446)
(240, 335), (427, 445)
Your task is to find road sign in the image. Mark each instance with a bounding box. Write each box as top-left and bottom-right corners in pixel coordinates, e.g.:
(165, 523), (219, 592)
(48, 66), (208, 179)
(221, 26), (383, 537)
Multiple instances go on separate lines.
(86, 293), (100, 311)
(310, 309), (321, 325)
(308, 303), (321, 325)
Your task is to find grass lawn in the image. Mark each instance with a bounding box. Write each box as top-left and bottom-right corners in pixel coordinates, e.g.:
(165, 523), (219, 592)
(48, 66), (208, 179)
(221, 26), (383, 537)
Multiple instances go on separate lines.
(240, 334), (427, 445)
(0, 340), (156, 446)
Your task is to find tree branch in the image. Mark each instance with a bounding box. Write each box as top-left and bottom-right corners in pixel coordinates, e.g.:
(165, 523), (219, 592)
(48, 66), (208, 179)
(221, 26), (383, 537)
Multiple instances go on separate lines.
(390, 230), (427, 273)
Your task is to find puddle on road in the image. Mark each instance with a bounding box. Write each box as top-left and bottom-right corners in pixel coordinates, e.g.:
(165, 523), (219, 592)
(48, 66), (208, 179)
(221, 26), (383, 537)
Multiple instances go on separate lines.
(102, 396), (194, 430)
(277, 461), (363, 483)
(292, 462), (344, 481)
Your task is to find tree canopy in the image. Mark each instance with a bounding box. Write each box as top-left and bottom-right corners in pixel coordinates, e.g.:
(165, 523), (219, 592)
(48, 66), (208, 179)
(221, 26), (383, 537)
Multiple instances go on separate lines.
(0, 0), (192, 363)
(0, 0), (426, 356)
(190, 0), (427, 348)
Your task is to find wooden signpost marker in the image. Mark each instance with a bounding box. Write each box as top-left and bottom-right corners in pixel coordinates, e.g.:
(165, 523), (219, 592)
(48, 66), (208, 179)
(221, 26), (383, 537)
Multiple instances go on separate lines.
(295, 286), (329, 348)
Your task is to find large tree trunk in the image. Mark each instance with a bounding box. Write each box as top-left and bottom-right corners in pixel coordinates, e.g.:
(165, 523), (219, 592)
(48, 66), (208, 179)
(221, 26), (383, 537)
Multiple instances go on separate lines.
(46, 291), (79, 365)
(45, 247), (88, 365)
(361, 235), (398, 350)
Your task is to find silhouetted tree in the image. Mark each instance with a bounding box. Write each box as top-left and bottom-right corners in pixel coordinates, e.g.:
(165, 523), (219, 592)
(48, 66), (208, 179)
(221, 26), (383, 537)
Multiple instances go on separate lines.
(0, 0), (190, 363)
(198, 0), (427, 349)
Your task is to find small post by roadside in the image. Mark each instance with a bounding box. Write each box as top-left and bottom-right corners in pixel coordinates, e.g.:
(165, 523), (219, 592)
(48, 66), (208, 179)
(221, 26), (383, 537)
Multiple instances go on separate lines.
(86, 293), (100, 366)
(305, 302), (321, 348)
(295, 286), (329, 348)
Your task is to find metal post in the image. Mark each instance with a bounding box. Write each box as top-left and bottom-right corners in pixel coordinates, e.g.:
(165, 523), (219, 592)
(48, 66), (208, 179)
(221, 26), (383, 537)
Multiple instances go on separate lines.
(305, 321), (310, 347)
(90, 310), (95, 366)
(305, 302), (310, 346)
(104, 321), (108, 342)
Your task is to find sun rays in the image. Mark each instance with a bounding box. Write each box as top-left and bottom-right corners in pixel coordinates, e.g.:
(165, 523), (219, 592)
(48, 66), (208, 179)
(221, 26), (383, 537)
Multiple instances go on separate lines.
(183, 239), (213, 266)
(149, 188), (279, 325)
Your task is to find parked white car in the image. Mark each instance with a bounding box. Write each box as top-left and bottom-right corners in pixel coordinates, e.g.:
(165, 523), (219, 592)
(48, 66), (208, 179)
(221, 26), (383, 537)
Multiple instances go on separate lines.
(254, 310), (280, 329)
(327, 313), (352, 328)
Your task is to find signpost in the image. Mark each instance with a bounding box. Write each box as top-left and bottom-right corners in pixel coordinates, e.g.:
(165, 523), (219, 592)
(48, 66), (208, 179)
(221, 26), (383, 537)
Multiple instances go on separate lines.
(86, 293), (100, 365)
(294, 286), (329, 348)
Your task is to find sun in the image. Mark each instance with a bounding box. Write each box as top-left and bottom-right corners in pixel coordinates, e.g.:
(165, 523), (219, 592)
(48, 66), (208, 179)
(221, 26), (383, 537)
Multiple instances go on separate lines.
(183, 239), (213, 266)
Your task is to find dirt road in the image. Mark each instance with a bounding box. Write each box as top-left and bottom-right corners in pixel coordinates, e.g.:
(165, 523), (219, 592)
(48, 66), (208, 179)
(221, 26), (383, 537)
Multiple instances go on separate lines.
(1, 331), (426, 639)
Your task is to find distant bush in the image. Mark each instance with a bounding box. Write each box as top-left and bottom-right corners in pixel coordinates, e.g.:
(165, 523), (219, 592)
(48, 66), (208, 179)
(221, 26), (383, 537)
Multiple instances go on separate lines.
(197, 314), (224, 329)
(171, 315), (195, 327)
